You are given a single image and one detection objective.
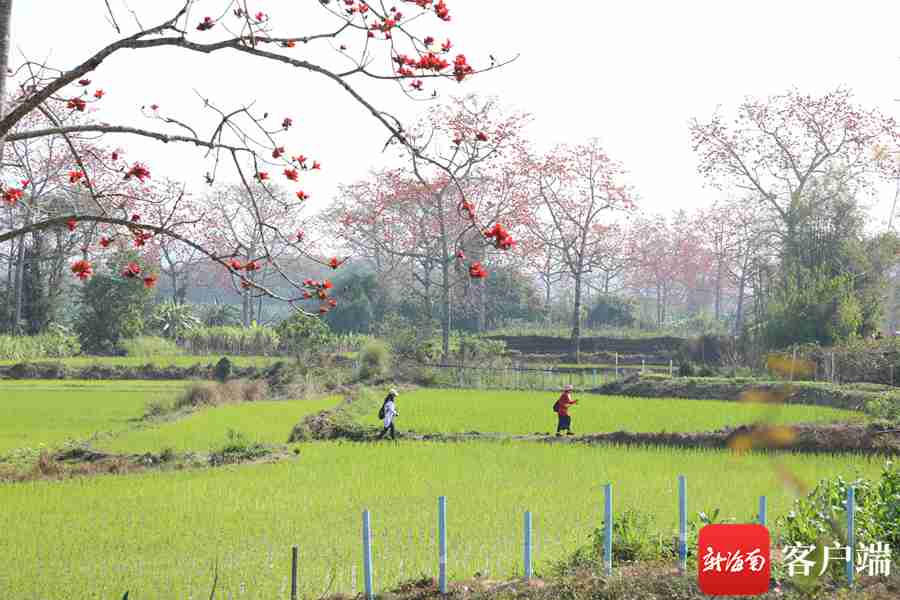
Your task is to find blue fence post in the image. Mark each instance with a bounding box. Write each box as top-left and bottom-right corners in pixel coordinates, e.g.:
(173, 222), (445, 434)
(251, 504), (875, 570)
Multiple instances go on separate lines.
(523, 511), (533, 580)
(603, 483), (613, 576)
(362, 510), (374, 600)
(846, 487), (855, 586)
(758, 496), (767, 527)
(439, 496), (448, 594)
(678, 475), (687, 575)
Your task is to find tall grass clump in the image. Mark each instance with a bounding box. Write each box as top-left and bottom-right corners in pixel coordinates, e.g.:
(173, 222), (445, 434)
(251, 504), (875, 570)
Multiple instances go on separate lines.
(0, 328), (81, 361)
(116, 336), (184, 357)
(172, 379), (269, 411)
(182, 325), (280, 355)
(358, 339), (392, 380)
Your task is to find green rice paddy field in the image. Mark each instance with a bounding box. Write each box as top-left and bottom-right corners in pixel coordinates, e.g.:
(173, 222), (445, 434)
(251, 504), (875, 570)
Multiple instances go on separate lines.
(0, 354), (285, 369)
(0, 381), (882, 599)
(359, 388), (867, 434)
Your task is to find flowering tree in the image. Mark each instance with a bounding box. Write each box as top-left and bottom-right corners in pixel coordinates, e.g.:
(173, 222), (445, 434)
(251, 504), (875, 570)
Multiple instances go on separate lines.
(328, 95), (530, 359)
(0, 1), (511, 321)
(525, 139), (635, 362)
(689, 87), (899, 260)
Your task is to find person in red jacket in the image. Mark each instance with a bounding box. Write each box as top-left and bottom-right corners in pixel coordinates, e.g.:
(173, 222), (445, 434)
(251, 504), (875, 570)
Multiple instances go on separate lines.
(556, 384), (577, 436)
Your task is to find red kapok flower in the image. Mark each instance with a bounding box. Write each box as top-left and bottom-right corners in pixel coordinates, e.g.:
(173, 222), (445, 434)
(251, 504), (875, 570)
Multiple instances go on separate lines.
(111, 151), (119, 161)
(20, 179), (29, 187)
(317, 289), (327, 300)
(272, 146), (285, 159)
(66, 218), (77, 231)
(328, 257), (342, 269)
(94, 89), (105, 99)
(296, 230), (305, 242)
(410, 80), (424, 91)
(434, 0), (450, 21)
(150, 104), (160, 111)
(67, 97), (87, 112)
(468, 261), (488, 279)
(124, 163), (151, 182)
(244, 260), (260, 272)
(196, 16), (215, 31)
(99, 237), (111, 248)
(453, 54), (474, 82)
(311, 160), (321, 170)
(323, 279), (334, 289)
(284, 168), (299, 182)
(240, 279), (252, 289)
(456, 250), (465, 259)
(68, 170), (85, 184)
(424, 36), (435, 46)
(327, 298), (337, 307)
(71, 259), (93, 280)
(283, 40), (296, 48)
(255, 11), (266, 21)
(294, 155), (307, 165)
(255, 171), (269, 181)
(476, 131), (488, 142)
(441, 38), (452, 52)
(319, 306), (329, 314)
(122, 262), (141, 278)
(229, 258), (243, 270)
(282, 117), (293, 129)
(296, 190), (309, 201)
(2, 187), (23, 205)
(78, 78), (91, 86)
(130, 213), (141, 222)
(133, 231), (152, 247)
(303, 291), (312, 299)
(143, 275), (158, 289)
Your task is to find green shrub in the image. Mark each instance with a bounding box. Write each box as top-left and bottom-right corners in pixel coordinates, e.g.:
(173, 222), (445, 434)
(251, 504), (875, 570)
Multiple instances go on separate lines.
(359, 340), (392, 380)
(117, 336), (183, 357)
(214, 357), (233, 382)
(697, 364), (716, 377)
(776, 461), (900, 577)
(76, 266), (156, 354)
(0, 329), (81, 361)
(148, 301), (201, 341)
(678, 362), (696, 377)
(209, 429), (270, 465)
(276, 313), (331, 358)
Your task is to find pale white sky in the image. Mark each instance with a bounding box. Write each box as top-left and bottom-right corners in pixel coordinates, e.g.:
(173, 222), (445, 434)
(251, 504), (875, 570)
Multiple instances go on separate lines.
(9, 0), (900, 223)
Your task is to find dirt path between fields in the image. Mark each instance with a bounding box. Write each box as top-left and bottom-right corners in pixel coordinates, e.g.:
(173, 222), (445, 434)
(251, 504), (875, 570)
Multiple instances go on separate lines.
(292, 387), (900, 455)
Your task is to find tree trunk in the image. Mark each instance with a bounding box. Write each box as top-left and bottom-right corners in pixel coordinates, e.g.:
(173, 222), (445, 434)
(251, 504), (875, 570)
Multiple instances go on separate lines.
(477, 278), (486, 332)
(571, 271), (583, 363)
(440, 257), (451, 363)
(0, 0), (13, 131)
(714, 259), (723, 321)
(734, 257), (749, 337)
(12, 205), (28, 333)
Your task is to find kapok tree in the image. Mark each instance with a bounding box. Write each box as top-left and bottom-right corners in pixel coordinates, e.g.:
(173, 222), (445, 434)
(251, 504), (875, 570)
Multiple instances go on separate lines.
(0, 1), (511, 321)
(524, 139), (635, 363)
(689, 87), (899, 273)
(330, 94), (531, 360)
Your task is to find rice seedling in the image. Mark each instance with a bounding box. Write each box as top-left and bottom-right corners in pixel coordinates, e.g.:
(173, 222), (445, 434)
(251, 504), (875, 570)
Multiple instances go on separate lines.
(99, 396), (342, 454)
(0, 441), (884, 598)
(358, 389), (867, 435)
(0, 380), (186, 455)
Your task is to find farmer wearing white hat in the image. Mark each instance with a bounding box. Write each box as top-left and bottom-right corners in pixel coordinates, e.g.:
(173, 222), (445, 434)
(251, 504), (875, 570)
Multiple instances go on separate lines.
(377, 388), (399, 440)
(553, 384), (577, 436)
